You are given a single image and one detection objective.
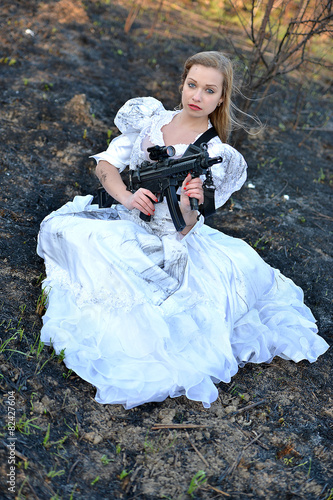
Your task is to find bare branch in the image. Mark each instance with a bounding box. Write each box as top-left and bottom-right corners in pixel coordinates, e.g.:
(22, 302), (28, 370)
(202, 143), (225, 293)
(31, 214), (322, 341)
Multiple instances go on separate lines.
(231, 0), (332, 98)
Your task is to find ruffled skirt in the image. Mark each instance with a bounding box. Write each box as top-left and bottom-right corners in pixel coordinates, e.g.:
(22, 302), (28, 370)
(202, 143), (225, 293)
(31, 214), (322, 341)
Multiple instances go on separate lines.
(37, 196), (329, 409)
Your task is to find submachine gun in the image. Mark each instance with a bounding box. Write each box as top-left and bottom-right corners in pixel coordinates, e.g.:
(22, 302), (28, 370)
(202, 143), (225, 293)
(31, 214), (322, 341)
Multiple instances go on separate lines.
(98, 142), (222, 232)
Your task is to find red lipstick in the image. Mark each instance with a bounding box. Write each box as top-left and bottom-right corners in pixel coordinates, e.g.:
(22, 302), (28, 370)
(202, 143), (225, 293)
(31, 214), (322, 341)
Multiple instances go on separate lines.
(189, 104), (202, 111)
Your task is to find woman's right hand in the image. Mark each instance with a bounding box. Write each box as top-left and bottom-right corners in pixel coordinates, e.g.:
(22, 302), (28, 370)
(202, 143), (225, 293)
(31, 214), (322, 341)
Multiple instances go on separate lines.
(123, 188), (157, 216)
(96, 161), (157, 215)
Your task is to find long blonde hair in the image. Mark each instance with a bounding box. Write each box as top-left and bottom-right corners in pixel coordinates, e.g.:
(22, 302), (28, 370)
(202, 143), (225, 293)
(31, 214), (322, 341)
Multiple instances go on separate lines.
(179, 51), (241, 144)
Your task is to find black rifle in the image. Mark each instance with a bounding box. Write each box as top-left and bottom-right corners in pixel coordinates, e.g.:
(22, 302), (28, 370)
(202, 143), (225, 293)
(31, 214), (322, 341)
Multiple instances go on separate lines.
(98, 142), (222, 231)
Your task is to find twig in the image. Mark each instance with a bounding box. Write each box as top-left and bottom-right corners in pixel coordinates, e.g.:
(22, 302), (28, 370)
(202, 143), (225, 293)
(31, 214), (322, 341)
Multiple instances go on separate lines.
(298, 245), (312, 254)
(317, 483), (328, 500)
(222, 399), (266, 418)
(219, 451), (243, 481)
(146, 0), (164, 39)
(67, 459), (80, 484)
(186, 432), (210, 468)
(229, 451), (243, 475)
(15, 448), (29, 461)
(243, 432), (263, 450)
(1, 441), (29, 461)
(204, 483), (231, 497)
(2, 441), (28, 461)
(125, 465), (143, 494)
(235, 425), (269, 450)
(311, 221), (327, 232)
(227, 381), (236, 393)
(309, 209), (333, 221)
(124, 0), (143, 34)
(262, 182), (288, 205)
(151, 423), (208, 430)
(296, 126), (333, 131)
(251, 435), (269, 451)
(26, 478), (41, 500)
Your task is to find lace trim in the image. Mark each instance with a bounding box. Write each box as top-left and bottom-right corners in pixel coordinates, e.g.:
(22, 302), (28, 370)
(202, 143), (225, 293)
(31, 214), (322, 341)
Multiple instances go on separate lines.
(144, 111), (215, 156)
(129, 110), (176, 169)
(44, 261), (149, 312)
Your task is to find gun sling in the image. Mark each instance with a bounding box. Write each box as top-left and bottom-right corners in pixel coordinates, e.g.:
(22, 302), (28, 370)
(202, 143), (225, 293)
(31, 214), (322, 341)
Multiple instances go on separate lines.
(191, 127), (217, 218)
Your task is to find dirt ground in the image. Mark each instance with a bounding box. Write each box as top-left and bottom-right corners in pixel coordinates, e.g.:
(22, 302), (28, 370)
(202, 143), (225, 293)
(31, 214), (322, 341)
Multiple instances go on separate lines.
(0, 1), (332, 499)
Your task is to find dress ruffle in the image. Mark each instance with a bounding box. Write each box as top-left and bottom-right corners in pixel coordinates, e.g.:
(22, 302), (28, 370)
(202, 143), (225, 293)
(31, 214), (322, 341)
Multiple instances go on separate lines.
(37, 196), (329, 409)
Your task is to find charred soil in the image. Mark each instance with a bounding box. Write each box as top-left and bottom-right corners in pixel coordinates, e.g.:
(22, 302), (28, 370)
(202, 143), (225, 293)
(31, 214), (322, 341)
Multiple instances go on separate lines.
(0, 1), (332, 499)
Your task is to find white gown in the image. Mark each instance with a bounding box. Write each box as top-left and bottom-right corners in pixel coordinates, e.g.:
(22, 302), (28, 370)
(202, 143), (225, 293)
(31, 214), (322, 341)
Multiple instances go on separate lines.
(37, 97), (329, 409)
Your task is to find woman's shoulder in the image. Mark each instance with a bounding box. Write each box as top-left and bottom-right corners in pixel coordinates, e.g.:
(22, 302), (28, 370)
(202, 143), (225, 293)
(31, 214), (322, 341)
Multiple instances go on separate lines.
(114, 97), (167, 134)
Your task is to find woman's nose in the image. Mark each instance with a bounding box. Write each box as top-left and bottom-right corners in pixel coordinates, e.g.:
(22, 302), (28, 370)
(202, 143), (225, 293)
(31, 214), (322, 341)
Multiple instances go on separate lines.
(193, 89), (202, 101)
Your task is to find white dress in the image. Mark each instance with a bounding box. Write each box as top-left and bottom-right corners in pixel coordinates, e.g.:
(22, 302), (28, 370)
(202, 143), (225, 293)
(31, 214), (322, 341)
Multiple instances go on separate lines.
(37, 97), (329, 409)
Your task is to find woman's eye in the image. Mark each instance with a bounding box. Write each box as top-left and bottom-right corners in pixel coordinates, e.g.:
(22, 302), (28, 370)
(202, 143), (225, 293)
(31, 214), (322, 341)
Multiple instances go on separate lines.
(188, 82), (196, 88)
(206, 88), (214, 94)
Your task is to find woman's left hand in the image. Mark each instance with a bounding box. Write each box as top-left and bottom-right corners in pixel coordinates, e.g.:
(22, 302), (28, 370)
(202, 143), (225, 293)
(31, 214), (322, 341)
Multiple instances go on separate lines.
(180, 173), (204, 214)
(179, 173), (204, 233)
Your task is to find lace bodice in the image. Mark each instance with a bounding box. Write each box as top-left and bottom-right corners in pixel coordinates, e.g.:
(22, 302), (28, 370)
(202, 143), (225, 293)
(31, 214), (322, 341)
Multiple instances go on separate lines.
(90, 96), (247, 210)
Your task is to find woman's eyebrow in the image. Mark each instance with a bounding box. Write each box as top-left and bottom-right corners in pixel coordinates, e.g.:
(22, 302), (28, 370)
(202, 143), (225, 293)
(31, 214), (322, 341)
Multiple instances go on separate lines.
(187, 78), (218, 88)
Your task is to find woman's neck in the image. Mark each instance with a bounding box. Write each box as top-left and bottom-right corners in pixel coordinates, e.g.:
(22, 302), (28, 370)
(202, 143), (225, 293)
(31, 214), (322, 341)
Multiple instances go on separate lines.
(162, 109), (209, 147)
(175, 110), (208, 133)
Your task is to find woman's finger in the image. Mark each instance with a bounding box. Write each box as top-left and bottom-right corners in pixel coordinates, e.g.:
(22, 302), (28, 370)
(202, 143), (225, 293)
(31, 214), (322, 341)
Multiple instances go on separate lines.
(183, 177), (204, 205)
(133, 189), (157, 215)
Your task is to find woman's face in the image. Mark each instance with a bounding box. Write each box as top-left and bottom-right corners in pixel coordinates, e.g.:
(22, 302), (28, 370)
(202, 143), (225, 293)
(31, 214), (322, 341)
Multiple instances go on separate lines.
(182, 64), (223, 119)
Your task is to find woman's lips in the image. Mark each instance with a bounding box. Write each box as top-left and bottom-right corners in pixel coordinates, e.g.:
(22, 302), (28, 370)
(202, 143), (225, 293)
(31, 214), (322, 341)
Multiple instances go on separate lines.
(189, 104), (202, 110)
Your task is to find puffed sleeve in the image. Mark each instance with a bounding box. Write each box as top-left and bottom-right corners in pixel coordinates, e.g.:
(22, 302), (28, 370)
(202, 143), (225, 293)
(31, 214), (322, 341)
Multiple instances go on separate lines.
(90, 97), (165, 172)
(208, 140), (247, 209)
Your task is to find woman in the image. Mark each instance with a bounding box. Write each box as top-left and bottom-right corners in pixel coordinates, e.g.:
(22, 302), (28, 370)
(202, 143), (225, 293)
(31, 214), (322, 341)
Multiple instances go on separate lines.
(37, 51), (329, 409)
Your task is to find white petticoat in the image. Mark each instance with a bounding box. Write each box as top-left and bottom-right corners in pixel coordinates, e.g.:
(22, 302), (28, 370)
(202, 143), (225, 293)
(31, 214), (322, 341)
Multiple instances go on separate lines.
(37, 195), (329, 409)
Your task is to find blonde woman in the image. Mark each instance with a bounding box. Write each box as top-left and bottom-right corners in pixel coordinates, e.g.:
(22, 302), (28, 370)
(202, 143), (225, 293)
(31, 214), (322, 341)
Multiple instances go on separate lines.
(37, 51), (328, 409)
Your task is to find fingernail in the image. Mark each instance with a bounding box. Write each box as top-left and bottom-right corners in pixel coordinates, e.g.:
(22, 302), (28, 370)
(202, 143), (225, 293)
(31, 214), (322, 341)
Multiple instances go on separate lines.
(148, 213), (151, 216)
(184, 187), (187, 190)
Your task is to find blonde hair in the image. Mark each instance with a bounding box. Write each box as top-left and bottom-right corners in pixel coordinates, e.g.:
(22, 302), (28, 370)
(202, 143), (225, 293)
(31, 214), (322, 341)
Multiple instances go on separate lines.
(179, 51), (244, 144)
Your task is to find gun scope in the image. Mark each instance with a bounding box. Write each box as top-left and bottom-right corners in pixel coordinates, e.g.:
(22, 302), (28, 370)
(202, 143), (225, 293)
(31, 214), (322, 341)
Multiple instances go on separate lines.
(147, 145), (176, 161)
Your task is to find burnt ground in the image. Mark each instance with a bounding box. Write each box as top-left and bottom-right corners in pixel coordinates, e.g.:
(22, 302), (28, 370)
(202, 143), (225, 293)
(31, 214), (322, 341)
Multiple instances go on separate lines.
(0, 1), (332, 499)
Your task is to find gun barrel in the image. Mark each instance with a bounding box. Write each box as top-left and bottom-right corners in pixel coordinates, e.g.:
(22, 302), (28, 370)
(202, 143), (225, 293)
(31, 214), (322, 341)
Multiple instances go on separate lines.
(135, 154), (222, 185)
(206, 156), (222, 167)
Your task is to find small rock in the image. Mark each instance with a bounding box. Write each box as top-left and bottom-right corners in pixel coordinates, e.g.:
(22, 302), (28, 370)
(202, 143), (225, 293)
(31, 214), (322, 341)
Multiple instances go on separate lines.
(83, 431), (103, 444)
(224, 405), (237, 414)
(158, 408), (176, 424)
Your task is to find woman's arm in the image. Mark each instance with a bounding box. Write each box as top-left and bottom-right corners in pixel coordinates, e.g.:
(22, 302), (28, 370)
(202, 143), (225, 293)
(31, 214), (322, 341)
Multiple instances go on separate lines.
(95, 160), (157, 216)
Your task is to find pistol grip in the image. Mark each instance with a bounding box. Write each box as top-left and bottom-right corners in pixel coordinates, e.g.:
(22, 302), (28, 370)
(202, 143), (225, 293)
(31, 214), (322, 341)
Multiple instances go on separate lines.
(190, 197), (199, 211)
(140, 212), (151, 222)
